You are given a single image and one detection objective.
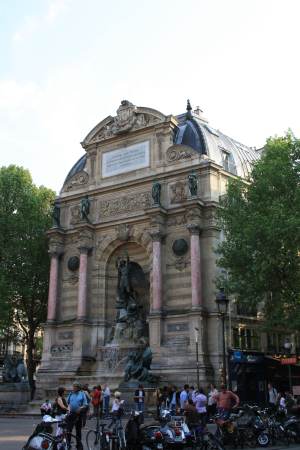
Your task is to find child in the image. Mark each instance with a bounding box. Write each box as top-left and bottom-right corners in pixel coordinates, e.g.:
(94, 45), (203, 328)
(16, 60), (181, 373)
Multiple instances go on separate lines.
(40, 399), (52, 416)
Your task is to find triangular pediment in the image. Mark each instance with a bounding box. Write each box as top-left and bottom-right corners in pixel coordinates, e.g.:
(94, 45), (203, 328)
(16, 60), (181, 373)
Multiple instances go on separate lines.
(81, 100), (167, 147)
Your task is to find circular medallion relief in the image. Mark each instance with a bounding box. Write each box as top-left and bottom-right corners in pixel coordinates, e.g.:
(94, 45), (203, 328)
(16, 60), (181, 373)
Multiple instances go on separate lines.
(172, 239), (189, 256)
(68, 256), (80, 271)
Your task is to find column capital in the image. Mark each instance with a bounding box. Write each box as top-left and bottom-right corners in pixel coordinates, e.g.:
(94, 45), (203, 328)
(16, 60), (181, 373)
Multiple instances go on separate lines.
(149, 230), (165, 242)
(78, 245), (92, 255)
(187, 224), (202, 235)
(48, 249), (63, 258)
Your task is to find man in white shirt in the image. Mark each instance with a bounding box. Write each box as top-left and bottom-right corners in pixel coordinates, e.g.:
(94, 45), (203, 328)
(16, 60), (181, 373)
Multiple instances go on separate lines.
(192, 388), (207, 426)
(180, 384), (189, 412)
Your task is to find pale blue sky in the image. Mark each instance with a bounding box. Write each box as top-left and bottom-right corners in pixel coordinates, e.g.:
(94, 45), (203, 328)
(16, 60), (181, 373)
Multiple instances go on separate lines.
(1, 0), (300, 193)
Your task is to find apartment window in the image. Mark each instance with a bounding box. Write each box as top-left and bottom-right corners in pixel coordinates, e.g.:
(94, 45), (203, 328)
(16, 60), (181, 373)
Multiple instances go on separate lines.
(232, 326), (260, 350)
(267, 333), (286, 353)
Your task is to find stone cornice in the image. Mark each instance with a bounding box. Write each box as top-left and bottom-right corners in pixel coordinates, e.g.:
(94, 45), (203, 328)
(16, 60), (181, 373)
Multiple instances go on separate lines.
(58, 159), (227, 202)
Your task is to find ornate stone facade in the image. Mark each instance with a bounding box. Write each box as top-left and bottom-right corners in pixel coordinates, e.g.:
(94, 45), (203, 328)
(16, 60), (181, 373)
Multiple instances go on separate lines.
(38, 100), (259, 397)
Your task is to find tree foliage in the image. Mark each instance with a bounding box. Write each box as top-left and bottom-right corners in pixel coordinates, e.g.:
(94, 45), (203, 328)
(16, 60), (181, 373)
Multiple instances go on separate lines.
(0, 165), (55, 390)
(217, 134), (300, 330)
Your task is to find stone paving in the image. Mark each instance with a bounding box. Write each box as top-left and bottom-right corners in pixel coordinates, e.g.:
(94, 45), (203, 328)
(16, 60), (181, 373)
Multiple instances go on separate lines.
(0, 416), (299, 450)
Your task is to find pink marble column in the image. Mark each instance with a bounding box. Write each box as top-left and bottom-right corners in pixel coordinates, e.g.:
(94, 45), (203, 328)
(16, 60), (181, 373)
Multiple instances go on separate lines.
(151, 233), (163, 312)
(47, 252), (59, 321)
(188, 225), (203, 308)
(77, 247), (89, 320)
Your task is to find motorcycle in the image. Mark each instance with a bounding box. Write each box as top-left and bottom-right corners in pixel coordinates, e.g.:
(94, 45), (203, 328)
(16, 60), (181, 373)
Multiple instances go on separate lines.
(23, 414), (77, 450)
(23, 415), (61, 450)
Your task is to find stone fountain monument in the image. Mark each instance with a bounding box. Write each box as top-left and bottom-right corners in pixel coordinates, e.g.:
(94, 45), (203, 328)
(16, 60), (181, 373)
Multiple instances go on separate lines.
(0, 355), (30, 412)
(108, 253), (158, 389)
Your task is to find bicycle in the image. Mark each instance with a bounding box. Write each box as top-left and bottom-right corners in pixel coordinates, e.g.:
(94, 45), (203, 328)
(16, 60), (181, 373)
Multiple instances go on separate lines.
(86, 415), (111, 450)
(110, 416), (126, 450)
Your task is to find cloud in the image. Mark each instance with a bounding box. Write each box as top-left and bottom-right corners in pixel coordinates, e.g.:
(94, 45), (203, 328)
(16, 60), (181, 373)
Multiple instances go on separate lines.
(46, 0), (71, 23)
(12, 0), (71, 42)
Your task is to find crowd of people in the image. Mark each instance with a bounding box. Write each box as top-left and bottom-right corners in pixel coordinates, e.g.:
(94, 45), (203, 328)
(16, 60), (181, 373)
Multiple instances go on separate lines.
(39, 380), (300, 449)
(40, 381), (142, 450)
(156, 383), (239, 426)
(267, 382), (300, 414)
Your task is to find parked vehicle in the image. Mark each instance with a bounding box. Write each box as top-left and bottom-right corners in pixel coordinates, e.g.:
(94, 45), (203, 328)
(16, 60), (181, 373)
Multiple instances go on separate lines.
(22, 414), (76, 450)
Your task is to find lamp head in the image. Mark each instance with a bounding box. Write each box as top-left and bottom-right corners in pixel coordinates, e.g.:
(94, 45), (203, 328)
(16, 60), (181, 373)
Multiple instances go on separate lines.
(215, 288), (229, 314)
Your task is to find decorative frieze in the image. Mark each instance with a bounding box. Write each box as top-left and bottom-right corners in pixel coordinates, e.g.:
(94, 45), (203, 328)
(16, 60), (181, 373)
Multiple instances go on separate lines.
(51, 343), (73, 355)
(99, 191), (152, 218)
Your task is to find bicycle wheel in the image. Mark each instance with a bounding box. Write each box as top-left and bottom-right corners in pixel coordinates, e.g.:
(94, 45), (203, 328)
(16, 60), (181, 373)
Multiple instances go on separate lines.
(205, 433), (225, 450)
(86, 429), (101, 450)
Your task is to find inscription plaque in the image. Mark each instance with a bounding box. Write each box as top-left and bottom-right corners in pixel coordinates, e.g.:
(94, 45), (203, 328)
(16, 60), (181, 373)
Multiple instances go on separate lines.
(167, 322), (189, 332)
(102, 141), (150, 178)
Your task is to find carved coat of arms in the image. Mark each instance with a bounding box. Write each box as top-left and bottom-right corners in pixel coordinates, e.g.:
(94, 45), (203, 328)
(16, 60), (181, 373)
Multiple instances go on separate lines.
(114, 100), (136, 133)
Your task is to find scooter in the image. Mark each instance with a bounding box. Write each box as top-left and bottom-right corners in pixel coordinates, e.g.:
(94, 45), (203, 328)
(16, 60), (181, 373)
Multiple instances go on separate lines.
(23, 414), (69, 450)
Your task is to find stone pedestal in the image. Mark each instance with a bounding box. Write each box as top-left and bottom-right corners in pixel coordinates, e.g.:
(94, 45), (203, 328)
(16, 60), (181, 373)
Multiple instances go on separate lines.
(0, 382), (30, 412)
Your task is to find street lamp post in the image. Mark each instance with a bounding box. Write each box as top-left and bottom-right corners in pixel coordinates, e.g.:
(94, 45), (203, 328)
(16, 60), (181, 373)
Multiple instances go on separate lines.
(284, 338), (293, 393)
(216, 288), (229, 388)
(194, 327), (200, 391)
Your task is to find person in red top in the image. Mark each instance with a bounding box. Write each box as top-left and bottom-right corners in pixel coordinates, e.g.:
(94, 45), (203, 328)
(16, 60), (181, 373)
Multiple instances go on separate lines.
(91, 385), (101, 418)
(214, 384), (239, 420)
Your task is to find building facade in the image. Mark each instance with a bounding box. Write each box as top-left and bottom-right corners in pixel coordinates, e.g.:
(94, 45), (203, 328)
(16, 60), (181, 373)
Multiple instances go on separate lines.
(37, 100), (261, 396)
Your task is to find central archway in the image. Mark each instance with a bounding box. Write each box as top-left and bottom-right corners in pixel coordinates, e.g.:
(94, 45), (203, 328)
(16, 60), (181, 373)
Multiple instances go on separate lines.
(105, 241), (150, 344)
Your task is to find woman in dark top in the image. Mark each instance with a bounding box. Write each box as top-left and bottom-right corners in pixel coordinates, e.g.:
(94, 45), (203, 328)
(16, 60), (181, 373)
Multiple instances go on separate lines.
(55, 387), (68, 437)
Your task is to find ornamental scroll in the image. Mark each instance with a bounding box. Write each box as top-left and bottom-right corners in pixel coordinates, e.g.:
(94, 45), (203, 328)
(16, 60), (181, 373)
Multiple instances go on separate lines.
(166, 145), (193, 162)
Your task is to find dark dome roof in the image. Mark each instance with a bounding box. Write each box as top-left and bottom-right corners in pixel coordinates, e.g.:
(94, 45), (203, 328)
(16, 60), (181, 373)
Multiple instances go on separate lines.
(63, 154), (87, 186)
(174, 118), (207, 154)
(175, 107), (260, 178)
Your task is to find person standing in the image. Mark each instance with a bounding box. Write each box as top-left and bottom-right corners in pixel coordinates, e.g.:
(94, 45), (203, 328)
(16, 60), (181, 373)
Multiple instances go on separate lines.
(91, 385), (101, 418)
(103, 383), (111, 418)
(267, 383), (278, 411)
(207, 384), (218, 418)
(188, 386), (196, 401)
(66, 381), (88, 450)
(134, 384), (145, 413)
(278, 392), (287, 415)
(192, 388), (207, 427)
(214, 384), (239, 420)
(169, 386), (178, 415)
(110, 391), (125, 425)
(54, 387), (68, 438)
(82, 384), (91, 426)
(184, 399), (200, 429)
(180, 384), (189, 413)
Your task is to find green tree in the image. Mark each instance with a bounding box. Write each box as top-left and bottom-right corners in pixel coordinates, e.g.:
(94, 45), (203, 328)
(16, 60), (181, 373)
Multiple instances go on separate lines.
(217, 134), (300, 330)
(0, 165), (55, 392)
